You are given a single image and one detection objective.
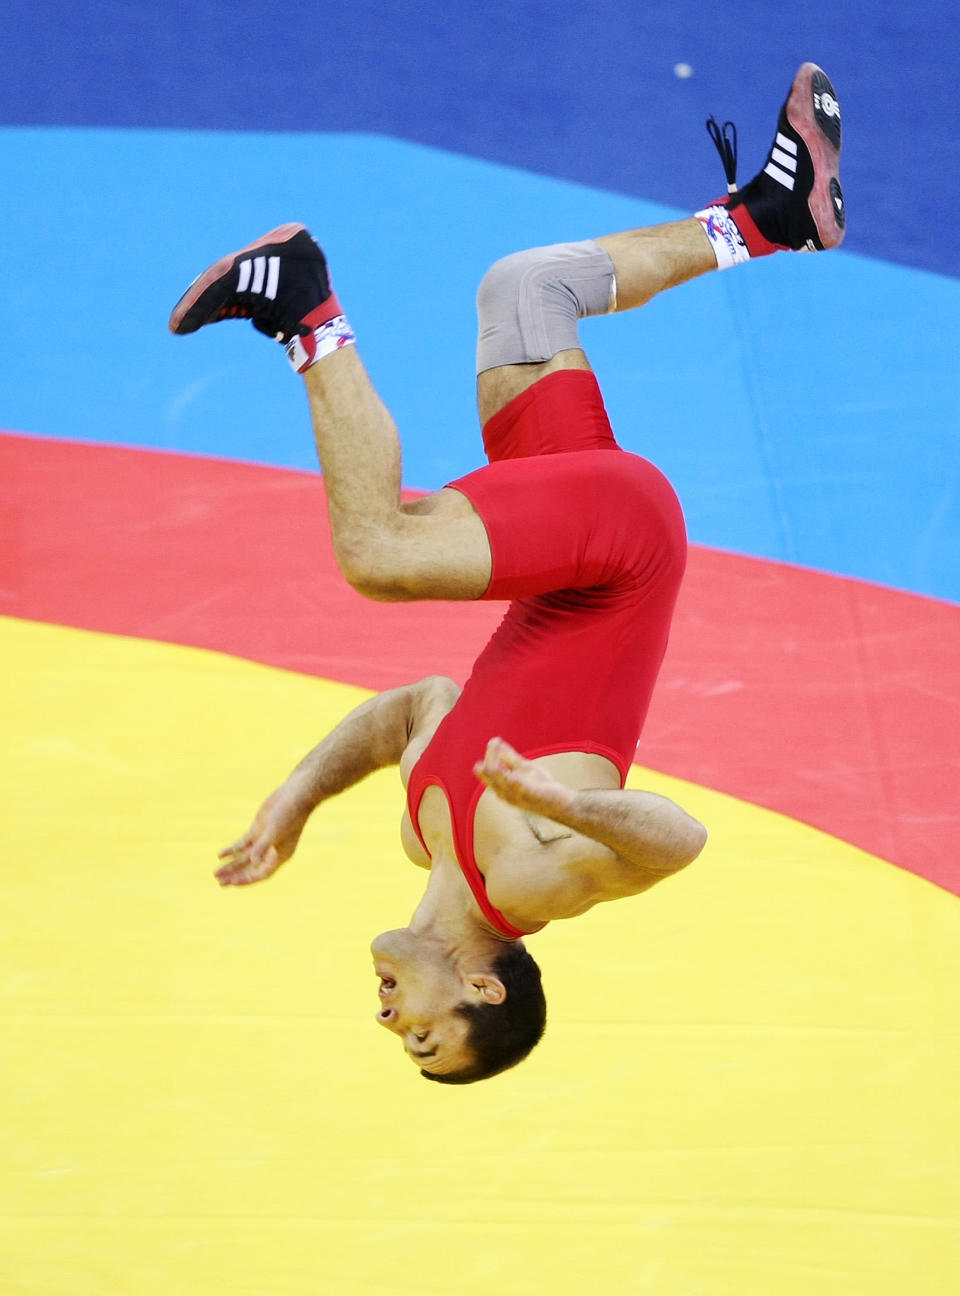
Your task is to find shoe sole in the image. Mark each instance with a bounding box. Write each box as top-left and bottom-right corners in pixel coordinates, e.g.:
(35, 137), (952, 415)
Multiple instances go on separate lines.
(785, 62), (845, 250)
(169, 222), (308, 334)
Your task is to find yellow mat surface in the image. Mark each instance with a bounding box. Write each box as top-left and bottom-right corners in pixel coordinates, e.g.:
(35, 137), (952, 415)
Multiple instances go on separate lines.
(3, 617), (958, 1295)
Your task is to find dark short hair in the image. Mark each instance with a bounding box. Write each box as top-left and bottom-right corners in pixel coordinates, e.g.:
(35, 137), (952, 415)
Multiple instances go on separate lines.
(420, 942), (546, 1085)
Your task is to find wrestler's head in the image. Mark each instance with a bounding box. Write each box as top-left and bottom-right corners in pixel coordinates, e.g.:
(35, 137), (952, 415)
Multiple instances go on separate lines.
(372, 930), (546, 1083)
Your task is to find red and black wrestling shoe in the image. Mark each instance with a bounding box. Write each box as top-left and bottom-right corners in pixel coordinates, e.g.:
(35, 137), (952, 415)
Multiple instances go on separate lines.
(169, 223), (343, 367)
(708, 62), (845, 255)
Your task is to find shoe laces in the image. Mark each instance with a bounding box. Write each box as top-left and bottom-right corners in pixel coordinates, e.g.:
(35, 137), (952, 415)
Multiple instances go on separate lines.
(706, 116), (739, 193)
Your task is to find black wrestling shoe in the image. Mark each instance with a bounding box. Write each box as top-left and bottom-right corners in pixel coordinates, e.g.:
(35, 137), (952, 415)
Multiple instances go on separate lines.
(169, 223), (342, 359)
(709, 62), (845, 254)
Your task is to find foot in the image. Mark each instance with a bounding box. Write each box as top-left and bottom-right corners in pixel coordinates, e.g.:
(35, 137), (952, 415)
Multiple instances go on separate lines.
(169, 223), (343, 365)
(724, 62), (845, 254)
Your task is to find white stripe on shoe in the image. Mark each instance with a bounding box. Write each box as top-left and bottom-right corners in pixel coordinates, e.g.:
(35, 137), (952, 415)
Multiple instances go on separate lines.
(770, 145), (797, 171)
(764, 162), (795, 189)
(235, 255), (281, 299)
(764, 132), (799, 191)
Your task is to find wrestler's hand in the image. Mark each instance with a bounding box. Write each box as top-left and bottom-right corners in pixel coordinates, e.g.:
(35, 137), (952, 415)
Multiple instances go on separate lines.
(215, 783), (312, 887)
(474, 736), (575, 818)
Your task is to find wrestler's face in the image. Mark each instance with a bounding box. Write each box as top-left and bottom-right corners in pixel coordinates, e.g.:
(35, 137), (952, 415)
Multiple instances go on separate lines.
(371, 929), (477, 1076)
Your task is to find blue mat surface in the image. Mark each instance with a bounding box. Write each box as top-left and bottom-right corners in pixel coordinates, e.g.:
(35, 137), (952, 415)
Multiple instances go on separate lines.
(2, 0), (956, 276)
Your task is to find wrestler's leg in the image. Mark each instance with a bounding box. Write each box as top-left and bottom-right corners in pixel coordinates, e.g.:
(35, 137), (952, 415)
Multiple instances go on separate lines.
(168, 221), (708, 602)
(476, 220), (714, 425)
(477, 61), (846, 424)
(168, 220), (712, 602)
(299, 345), (492, 601)
(169, 226), (492, 602)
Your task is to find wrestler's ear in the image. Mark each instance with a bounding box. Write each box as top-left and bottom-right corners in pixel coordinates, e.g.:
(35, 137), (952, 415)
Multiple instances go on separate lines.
(467, 974), (506, 1004)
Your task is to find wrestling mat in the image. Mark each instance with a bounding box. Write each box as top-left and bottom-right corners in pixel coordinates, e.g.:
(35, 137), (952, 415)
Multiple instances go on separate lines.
(3, 613), (957, 1295)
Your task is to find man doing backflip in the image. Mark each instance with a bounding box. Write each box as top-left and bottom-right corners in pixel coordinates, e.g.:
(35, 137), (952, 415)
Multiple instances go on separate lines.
(170, 64), (845, 1083)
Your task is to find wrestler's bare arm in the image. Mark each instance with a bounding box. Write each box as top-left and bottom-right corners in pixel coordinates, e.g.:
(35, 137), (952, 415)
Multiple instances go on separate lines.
(215, 675), (459, 886)
(475, 736), (707, 902)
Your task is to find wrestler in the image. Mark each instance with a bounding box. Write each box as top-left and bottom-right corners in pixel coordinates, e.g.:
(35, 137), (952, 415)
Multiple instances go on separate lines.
(170, 64), (844, 1083)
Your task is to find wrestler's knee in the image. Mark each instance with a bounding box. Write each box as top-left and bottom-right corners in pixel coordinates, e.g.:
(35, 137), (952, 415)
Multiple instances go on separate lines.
(476, 241), (616, 373)
(476, 249), (538, 318)
(334, 534), (406, 601)
(334, 495), (492, 602)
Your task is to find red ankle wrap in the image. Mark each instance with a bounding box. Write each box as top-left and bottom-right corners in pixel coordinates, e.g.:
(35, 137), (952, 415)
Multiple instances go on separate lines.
(719, 196), (787, 258)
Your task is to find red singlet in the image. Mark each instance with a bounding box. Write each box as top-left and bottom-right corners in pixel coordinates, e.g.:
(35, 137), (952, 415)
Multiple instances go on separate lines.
(406, 370), (687, 937)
